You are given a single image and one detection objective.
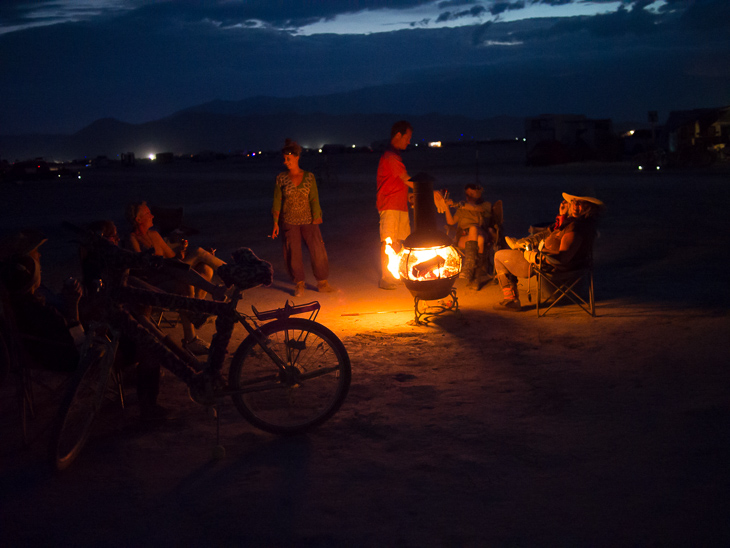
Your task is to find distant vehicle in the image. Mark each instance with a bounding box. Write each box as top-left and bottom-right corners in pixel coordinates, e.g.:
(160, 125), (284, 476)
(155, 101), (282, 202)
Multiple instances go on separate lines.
(634, 149), (665, 173)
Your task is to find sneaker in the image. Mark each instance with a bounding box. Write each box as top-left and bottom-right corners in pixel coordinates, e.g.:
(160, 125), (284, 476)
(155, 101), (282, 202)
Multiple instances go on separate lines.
(379, 278), (398, 290)
(506, 236), (528, 250)
(493, 299), (522, 312)
(317, 280), (336, 293)
(182, 336), (210, 355)
(294, 281), (306, 297)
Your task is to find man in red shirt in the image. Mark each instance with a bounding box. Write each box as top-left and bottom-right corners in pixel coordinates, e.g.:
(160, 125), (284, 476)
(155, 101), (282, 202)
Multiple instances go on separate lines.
(376, 120), (413, 289)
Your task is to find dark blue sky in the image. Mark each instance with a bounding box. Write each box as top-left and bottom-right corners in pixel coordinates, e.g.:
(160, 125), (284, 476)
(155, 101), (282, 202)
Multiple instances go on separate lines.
(1, 0), (728, 135)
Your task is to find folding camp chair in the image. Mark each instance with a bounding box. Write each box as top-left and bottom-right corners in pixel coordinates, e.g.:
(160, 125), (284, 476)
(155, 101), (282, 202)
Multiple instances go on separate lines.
(532, 249), (595, 317)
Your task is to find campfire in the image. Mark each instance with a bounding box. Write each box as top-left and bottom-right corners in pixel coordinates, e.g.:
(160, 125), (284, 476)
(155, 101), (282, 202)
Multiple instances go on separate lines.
(385, 173), (461, 322)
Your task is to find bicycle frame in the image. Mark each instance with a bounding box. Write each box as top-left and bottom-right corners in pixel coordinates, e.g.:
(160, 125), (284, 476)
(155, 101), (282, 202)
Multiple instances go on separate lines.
(52, 230), (350, 470)
(100, 283), (323, 398)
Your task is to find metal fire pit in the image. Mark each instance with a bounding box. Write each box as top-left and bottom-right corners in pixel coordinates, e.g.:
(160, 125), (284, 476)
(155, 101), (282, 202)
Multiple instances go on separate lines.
(399, 173), (462, 324)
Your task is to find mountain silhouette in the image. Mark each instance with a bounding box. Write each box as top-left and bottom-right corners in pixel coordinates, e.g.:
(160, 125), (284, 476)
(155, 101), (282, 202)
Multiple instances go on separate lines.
(1, 90), (525, 161)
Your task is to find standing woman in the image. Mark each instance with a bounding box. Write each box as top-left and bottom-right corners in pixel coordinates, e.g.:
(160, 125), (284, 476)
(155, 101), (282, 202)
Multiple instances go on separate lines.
(271, 139), (335, 297)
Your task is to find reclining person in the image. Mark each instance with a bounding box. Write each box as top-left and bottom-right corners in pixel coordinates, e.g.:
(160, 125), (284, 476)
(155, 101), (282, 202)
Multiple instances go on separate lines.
(493, 193), (603, 312)
(80, 220), (231, 418)
(125, 202), (228, 355)
(84, 220), (225, 301)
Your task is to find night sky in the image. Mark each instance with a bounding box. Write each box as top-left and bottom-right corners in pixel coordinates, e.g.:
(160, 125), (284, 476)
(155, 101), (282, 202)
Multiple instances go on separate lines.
(1, 0), (728, 135)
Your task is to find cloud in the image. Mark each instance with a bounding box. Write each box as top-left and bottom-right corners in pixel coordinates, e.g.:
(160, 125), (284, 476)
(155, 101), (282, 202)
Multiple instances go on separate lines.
(489, 2), (526, 16)
(436, 5), (486, 22)
(1, 0), (728, 137)
(0, 0), (441, 34)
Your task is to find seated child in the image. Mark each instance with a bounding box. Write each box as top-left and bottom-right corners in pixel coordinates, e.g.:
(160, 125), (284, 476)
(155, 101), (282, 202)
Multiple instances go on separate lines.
(436, 184), (493, 289)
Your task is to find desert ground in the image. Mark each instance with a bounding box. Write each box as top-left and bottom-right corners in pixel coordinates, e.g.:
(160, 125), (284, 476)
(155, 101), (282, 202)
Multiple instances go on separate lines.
(1, 145), (729, 546)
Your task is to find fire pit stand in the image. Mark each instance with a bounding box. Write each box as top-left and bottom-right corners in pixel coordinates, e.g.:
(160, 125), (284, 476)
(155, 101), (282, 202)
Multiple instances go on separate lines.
(414, 289), (459, 324)
(397, 173), (463, 325)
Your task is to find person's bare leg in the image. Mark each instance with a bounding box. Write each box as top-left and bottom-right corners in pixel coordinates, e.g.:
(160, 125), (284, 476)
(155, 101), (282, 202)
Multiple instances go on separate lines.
(184, 247), (225, 270)
(192, 263), (214, 299)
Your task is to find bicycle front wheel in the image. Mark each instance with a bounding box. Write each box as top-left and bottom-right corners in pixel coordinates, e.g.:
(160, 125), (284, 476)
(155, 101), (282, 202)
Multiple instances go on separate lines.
(49, 339), (115, 471)
(229, 318), (351, 435)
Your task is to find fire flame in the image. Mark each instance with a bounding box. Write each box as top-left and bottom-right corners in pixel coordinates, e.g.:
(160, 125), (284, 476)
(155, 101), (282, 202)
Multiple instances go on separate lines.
(385, 237), (460, 281)
(384, 237), (402, 279)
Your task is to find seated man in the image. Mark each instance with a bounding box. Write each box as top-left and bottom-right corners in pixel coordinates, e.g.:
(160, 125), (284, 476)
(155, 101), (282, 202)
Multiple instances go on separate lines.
(0, 230), (84, 372)
(493, 193), (603, 311)
(436, 184), (493, 289)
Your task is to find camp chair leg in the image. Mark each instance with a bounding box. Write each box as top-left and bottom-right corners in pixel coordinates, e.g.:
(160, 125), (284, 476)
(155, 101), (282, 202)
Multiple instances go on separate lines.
(536, 268), (595, 317)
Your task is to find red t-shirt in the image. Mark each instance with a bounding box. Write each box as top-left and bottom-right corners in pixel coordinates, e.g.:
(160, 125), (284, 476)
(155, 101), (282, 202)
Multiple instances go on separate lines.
(376, 147), (408, 212)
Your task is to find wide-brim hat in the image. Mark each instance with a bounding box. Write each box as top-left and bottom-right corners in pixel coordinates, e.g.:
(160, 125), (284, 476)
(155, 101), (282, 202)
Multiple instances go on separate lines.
(562, 192), (604, 207)
(0, 229), (47, 260)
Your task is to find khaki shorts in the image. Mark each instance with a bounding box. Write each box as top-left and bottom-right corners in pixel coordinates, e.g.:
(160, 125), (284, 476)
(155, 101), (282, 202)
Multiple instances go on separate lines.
(379, 210), (411, 243)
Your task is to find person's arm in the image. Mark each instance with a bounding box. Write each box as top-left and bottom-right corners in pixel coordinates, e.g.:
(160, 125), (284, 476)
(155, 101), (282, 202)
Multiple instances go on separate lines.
(529, 229), (583, 267)
(149, 230), (176, 259)
(434, 193), (456, 225)
(272, 176), (283, 238)
(60, 278), (85, 346)
(389, 153), (413, 190)
(308, 173), (323, 224)
(128, 232), (141, 252)
(400, 172), (414, 190)
(548, 230), (582, 265)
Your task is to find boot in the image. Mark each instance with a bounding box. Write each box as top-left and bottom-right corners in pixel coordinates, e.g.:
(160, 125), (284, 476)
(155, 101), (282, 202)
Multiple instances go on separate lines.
(461, 240), (479, 288)
(469, 251), (487, 290)
(494, 274), (521, 311)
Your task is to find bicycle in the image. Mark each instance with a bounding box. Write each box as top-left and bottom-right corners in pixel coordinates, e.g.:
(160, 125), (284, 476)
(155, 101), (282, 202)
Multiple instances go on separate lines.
(49, 230), (351, 471)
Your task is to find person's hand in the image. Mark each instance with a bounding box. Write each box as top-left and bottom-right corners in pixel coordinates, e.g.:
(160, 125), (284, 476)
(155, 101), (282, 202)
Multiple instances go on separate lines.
(523, 250), (539, 264)
(313, 218), (323, 225)
(433, 191), (448, 213)
(538, 239), (545, 251)
(211, 284), (228, 302)
(272, 223), (279, 239)
(61, 277), (83, 302)
(178, 238), (189, 259)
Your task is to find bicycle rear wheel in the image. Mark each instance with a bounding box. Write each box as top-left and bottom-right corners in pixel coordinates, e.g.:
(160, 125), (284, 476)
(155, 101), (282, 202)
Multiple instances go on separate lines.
(49, 338), (116, 471)
(229, 318), (350, 435)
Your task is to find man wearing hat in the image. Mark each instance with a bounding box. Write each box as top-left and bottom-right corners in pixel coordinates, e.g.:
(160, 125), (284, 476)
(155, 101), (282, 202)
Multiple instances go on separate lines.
(0, 230), (85, 371)
(493, 192), (603, 311)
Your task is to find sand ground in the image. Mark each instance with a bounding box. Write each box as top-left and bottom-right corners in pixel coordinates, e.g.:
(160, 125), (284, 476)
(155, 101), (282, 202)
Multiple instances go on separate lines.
(1, 150), (729, 546)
